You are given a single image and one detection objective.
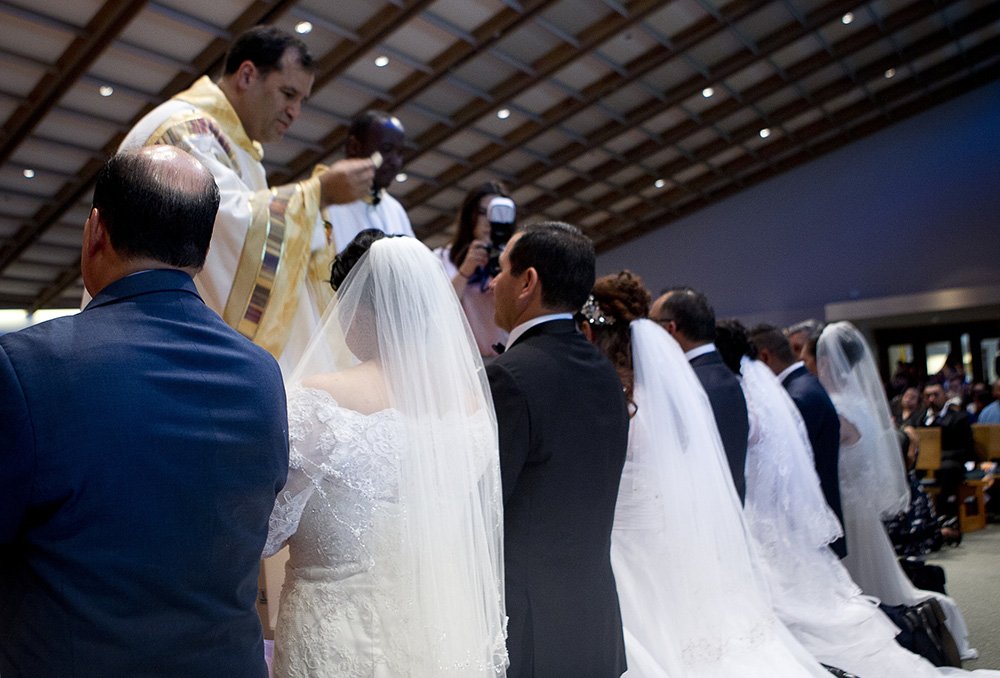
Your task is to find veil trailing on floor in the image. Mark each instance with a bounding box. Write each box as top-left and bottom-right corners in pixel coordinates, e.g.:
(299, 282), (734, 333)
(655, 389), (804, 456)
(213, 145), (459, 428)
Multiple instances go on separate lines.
(279, 237), (507, 676)
(611, 319), (828, 678)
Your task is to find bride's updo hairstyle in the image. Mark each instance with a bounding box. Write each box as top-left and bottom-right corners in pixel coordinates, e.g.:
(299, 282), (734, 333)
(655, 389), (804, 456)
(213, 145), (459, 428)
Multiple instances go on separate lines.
(329, 228), (387, 292)
(714, 319), (757, 376)
(583, 270), (651, 410)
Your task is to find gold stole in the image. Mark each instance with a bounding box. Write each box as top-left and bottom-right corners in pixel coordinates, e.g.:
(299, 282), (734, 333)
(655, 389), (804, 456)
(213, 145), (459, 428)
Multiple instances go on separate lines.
(143, 81), (325, 359)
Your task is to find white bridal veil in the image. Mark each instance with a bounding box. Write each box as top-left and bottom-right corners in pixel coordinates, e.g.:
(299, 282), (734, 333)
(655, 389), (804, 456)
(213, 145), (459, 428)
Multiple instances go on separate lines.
(816, 321), (909, 519)
(282, 237), (507, 676)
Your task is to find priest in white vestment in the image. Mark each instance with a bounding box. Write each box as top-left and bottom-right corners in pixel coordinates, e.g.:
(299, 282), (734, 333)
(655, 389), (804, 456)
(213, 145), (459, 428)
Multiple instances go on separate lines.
(319, 111), (415, 253)
(115, 27), (374, 373)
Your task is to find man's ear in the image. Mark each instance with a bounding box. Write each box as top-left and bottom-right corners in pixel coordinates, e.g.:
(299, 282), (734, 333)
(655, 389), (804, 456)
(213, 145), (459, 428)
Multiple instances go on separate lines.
(85, 207), (108, 258)
(757, 348), (771, 366)
(518, 267), (540, 302)
(234, 60), (257, 91)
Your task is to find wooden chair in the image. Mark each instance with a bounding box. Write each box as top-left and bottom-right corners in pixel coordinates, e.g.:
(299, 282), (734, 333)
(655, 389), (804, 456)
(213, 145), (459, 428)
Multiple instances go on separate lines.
(972, 423), (1000, 462)
(914, 427), (942, 479)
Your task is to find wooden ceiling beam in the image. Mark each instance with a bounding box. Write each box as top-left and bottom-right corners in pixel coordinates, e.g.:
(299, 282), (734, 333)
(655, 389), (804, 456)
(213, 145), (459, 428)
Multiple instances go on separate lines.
(271, 0), (562, 184)
(408, 0), (866, 237)
(5, 0), (301, 297)
(0, 0), (150, 168)
(543, 0), (990, 227)
(589, 38), (1000, 251)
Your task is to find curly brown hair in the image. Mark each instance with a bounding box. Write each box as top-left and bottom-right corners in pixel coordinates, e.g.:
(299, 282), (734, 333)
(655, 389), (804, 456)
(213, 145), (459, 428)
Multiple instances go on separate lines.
(586, 270), (651, 412)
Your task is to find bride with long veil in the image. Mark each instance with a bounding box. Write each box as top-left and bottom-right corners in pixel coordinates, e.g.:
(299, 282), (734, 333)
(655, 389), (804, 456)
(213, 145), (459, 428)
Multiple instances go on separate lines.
(581, 272), (830, 678)
(817, 321), (976, 660)
(263, 232), (507, 678)
(713, 321), (996, 678)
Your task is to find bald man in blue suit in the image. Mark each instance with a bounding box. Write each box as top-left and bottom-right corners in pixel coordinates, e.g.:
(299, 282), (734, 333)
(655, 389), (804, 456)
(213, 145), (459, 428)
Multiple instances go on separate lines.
(0, 147), (288, 678)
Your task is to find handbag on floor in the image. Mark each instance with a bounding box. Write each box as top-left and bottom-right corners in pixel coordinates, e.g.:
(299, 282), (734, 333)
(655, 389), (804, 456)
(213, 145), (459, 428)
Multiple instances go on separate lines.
(899, 556), (947, 594)
(879, 598), (962, 667)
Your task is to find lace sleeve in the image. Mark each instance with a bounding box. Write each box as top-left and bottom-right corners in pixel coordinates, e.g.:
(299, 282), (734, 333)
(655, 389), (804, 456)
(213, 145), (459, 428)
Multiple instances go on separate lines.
(262, 387), (341, 557)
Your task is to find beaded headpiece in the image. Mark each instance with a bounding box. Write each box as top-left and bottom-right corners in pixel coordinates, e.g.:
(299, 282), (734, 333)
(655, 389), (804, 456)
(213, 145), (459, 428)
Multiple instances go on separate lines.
(580, 294), (615, 325)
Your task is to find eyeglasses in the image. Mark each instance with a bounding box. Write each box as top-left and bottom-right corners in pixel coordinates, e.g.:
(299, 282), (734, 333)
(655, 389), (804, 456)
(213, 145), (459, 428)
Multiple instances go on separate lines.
(651, 316), (674, 328)
(476, 207), (489, 216)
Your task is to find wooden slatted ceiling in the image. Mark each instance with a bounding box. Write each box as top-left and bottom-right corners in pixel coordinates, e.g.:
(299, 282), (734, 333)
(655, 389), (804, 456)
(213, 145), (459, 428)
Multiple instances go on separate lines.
(0, 0), (997, 310)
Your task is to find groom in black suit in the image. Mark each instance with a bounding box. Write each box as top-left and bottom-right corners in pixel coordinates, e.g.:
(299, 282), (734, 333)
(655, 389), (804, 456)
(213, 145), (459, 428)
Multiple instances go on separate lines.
(487, 222), (629, 678)
(752, 324), (846, 558)
(651, 287), (749, 503)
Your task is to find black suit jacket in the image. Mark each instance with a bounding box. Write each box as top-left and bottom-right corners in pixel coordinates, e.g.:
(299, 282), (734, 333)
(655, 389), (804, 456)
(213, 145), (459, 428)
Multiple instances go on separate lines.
(689, 350), (749, 503)
(921, 406), (974, 469)
(0, 270), (289, 678)
(487, 319), (629, 678)
(782, 365), (847, 558)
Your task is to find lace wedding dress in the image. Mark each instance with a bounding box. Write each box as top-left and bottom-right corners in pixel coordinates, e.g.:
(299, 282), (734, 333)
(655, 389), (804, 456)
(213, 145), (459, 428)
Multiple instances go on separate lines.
(739, 357), (995, 678)
(818, 322), (976, 660)
(263, 237), (506, 678)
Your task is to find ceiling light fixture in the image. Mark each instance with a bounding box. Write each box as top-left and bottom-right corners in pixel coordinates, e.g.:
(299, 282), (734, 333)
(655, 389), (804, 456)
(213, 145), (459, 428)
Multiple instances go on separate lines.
(841, 12), (854, 24)
(759, 128), (771, 138)
(654, 179), (666, 188)
(395, 172), (408, 183)
(294, 21), (313, 35)
(99, 85), (113, 97)
(374, 55), (389, 68)
(884, 68), (896, 78)
(497, 108), (511, 119)
(23, 169), (35, 178)
(702, 87), (714, 98)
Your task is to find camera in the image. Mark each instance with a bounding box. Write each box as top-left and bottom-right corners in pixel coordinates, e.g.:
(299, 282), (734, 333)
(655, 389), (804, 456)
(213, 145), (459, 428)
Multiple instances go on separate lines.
(484, 196), (516, 277)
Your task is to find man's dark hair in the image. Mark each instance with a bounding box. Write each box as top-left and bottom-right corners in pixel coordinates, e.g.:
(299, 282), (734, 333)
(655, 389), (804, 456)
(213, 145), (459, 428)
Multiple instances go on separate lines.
(92, 149), (219, 269)
(348, 111), (396, 145)
(715, 320), (757, 376)
(223, 26), (315, 76)
(749, 324), (796, 365)
(329, 229), (388, 292)
(507, 221), (595, 312)
(658, 287), (716, 343)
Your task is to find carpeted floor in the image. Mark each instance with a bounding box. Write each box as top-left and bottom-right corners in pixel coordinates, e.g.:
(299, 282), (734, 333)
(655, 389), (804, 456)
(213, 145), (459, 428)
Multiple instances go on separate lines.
(926, 523), (1000, 670)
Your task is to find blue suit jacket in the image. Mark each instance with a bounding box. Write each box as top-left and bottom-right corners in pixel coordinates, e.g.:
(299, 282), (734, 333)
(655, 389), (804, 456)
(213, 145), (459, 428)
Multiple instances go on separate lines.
(689, 350), (749, 504)
(0, 270), (289, 678)
(782, 365), (846, 558)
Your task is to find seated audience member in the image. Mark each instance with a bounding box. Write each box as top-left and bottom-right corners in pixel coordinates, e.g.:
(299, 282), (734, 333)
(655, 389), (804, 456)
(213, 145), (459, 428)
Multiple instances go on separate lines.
(892, 386), (925, 428)
(434, 181), (511, 356)
(651, 287), (749, 503)
(977, 380), (1000, 424)
(968, 382), (993, 422)
(920, 382), (975, 517)
(0, 147), (289, 678)
(751, 324), (845, 558)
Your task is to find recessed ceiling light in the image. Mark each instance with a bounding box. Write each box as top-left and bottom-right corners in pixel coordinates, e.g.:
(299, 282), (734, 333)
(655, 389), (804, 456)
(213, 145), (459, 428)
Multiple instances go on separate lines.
(654, 179), (666, 188)
(374, 55), (389, 68)
(702, 87), (714, 98)
(99, 85), (113, 97)
(841, 12), (854, 24)
(395, 172), (408, 183)
(294, 21), (312, 35)
(497, 108), (511, 119)
(23, 169), (35, 178)
(759, 128), (771, 138)
(884, 68), (896, 78)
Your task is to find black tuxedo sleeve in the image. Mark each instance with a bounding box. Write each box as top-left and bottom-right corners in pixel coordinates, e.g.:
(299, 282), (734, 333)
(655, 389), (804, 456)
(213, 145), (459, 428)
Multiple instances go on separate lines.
(0, 343), (34, 544)
(486, 360), (531, 505)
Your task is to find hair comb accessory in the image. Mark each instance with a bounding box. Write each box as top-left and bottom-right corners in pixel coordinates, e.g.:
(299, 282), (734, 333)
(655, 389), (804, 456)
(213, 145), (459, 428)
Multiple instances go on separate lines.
(581, 294), (615, 325)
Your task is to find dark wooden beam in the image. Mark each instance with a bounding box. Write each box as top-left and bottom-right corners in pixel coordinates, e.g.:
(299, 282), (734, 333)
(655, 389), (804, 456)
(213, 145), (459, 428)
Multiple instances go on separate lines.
(408, 0), (866, 237)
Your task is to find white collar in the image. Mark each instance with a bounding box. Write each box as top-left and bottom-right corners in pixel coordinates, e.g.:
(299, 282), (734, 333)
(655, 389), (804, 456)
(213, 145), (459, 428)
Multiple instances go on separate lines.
(684, 342), (716, 361)
(507, 313), (574, 349)
(777, 361), (805, 383)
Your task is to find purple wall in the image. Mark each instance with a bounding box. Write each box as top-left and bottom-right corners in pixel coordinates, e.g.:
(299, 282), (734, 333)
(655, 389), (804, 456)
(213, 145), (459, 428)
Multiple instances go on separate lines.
(597, 80), (1000, 328)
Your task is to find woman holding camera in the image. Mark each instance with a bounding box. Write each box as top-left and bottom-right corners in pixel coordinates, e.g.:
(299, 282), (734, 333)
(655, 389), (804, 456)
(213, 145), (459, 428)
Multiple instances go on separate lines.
(434, 181), (511, 356)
